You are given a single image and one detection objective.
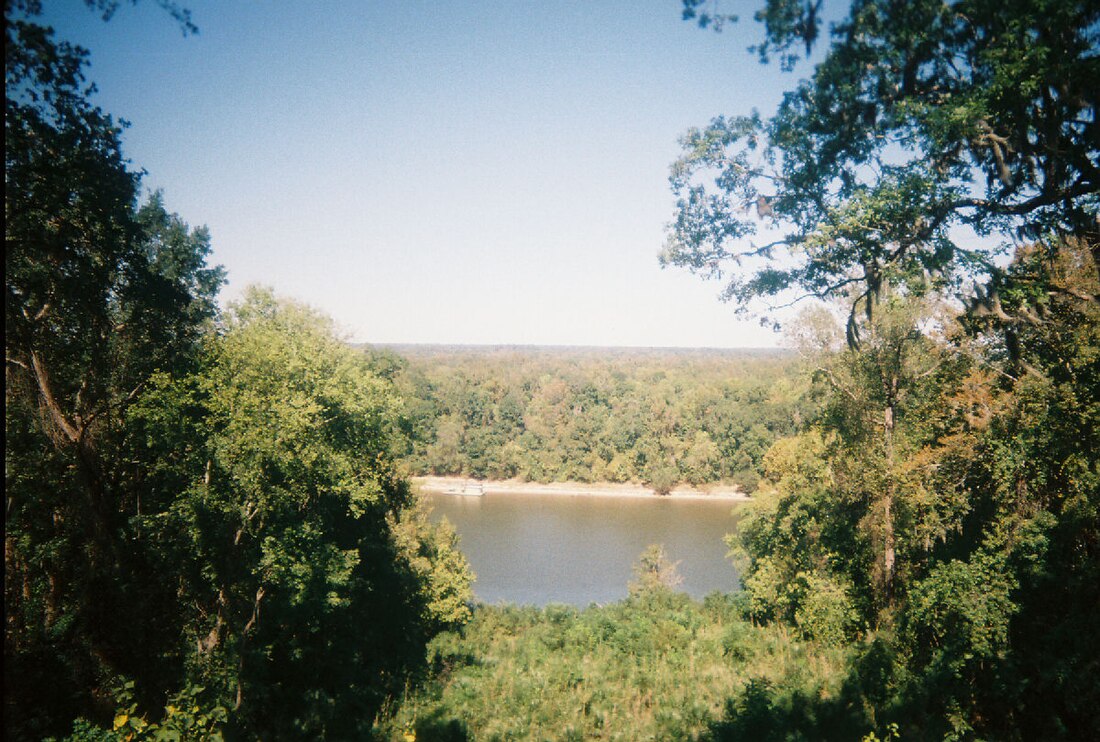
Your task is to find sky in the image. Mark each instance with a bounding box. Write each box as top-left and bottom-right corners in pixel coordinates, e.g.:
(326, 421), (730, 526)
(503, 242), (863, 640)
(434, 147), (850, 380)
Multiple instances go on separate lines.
(41, 0), (811, 348)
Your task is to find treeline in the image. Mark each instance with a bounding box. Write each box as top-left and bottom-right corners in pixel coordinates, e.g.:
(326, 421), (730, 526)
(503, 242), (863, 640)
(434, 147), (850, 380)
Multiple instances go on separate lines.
(5, 7), (471, 740)
(368, 346), (810, 493)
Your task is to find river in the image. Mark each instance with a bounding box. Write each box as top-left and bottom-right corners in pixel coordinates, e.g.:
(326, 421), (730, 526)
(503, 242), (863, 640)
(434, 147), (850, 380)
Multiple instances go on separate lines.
(422, 491), (744, 606)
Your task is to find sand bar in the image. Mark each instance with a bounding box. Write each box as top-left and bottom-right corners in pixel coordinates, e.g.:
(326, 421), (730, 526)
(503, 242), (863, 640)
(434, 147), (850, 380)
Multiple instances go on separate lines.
(412, 476), (751, 501)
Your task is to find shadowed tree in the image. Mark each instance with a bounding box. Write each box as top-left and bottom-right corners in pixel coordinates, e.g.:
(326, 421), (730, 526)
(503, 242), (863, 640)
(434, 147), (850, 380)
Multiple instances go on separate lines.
(669, 2), (1099, 737)
(5, 3), (223, 733)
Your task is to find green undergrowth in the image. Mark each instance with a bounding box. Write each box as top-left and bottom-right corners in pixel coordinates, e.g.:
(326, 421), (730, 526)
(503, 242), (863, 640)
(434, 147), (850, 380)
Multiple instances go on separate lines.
(378, 590), (850, 741)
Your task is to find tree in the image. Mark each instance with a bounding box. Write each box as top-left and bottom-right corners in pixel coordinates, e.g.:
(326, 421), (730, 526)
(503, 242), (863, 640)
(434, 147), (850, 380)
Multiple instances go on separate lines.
(669, 4), (1099, 736)
(5, 4), (224, 733)
(667, 0), (1098, 615)
(5, 5), (473, 737)
(629, 544), (684, 596)
(4, 1), (222, 547)
(665, 0), (1098, 341)
(816, 295), (955, 606)
(131, 288), (473, 738)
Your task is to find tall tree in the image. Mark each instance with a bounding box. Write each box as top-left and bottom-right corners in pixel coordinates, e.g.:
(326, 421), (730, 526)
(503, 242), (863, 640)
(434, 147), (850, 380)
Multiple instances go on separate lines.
(671, 2), (1099, 736)
(4, 0), (220, 539)
(667, 0), (1098, 606)
(127, 288), (472, 738)
(5, 5), (476, 737)
(5, 3), (225, 733)
(665, 0), (1098, 342)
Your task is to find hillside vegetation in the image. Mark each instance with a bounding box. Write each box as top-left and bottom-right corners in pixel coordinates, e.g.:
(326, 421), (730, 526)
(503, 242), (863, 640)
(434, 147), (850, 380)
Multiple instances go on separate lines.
(368, 346), (809, 494)
(381, 581), (847, 742)
(380, 238), (1099, 740)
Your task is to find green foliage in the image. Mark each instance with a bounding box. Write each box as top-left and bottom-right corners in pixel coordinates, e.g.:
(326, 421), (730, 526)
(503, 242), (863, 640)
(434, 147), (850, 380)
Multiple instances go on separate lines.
(129, 289), (474, 739)
(9, 2), (1099, 739)
(708, 241), (1100, 738)
(720, 244), (1100, 737)
(5, 5), (473, 737)
(377, 346), (809, 491)
(629, 544), (684, 598)
(904, 546), (1017, 673)
(49, 683), (227, 742)
(666, 4), (1099, 736)
(9, 282), (476, 738)
(390, 501), (477, 629)
(667, 0), (1098, 334)
(381, 595), (846, 742)
(62, 682), (228, 742)
(687, 3), (1100, 699)
(733, 429), (866, 626)
(862, 723), (901, 742)
(792, 572), (859, 647)
(5, 6), (225, 735)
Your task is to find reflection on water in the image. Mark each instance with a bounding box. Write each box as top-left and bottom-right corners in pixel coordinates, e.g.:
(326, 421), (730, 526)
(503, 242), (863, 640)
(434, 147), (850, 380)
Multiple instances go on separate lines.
(423, 491), (743, 606)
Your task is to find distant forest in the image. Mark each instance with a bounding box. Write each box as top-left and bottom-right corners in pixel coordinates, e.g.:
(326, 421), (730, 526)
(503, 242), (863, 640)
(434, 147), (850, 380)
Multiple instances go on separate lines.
(363, 346), (811, 492)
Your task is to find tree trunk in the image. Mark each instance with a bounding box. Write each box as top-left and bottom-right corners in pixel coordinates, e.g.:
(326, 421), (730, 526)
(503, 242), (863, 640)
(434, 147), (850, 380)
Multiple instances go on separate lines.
(882, 381), (897, 607)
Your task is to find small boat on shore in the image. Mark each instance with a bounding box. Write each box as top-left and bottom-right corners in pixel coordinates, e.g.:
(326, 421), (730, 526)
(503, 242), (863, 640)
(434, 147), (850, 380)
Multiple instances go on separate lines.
(441, 481), (485, 497)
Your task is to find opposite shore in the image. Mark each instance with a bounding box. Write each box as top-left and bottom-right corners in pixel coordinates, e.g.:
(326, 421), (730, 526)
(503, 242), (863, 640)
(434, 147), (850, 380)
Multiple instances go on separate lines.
(411, 475), (751, 501)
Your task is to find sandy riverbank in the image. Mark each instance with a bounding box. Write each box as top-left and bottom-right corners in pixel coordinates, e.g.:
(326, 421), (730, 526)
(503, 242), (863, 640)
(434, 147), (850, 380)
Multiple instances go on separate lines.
(411, 476), (751, 501)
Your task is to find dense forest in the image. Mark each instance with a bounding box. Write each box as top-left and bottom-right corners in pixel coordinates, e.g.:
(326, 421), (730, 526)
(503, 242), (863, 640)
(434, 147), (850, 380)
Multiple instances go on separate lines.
(5, 3), (472, 738)
(368, 346), (808, 492)
(6, 0), (1099, 740)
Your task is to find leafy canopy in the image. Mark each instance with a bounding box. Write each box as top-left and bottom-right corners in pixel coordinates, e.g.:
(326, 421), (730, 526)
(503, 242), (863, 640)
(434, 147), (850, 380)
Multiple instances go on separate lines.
(665, 0), (1099, 341)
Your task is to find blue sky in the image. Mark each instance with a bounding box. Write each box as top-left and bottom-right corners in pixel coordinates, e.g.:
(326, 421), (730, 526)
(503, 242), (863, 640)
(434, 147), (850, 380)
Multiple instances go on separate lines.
(42, 1), (809, 347)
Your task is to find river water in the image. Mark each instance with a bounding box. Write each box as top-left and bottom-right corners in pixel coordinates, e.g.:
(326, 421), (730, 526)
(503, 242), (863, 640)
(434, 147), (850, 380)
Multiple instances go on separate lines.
(422, 491), (744, 606)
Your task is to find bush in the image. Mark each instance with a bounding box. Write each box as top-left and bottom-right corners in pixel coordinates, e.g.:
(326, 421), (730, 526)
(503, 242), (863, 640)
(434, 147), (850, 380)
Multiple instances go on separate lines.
(794, 572), (860, 647)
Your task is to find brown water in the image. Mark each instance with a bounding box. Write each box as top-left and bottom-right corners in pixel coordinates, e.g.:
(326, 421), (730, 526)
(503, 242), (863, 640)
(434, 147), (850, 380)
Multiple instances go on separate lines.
(423, 491), (743, 606)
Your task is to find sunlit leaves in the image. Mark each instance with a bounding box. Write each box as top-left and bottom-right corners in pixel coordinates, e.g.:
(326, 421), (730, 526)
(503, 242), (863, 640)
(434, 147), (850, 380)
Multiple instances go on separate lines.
(390, 348), (808, 491)
(668, 0), (1098, 327)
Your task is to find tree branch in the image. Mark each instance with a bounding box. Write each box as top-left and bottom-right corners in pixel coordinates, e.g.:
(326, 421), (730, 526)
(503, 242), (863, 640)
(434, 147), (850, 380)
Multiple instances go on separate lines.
(952, 179), (1096, 217)
(30, 350), (80, 443)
